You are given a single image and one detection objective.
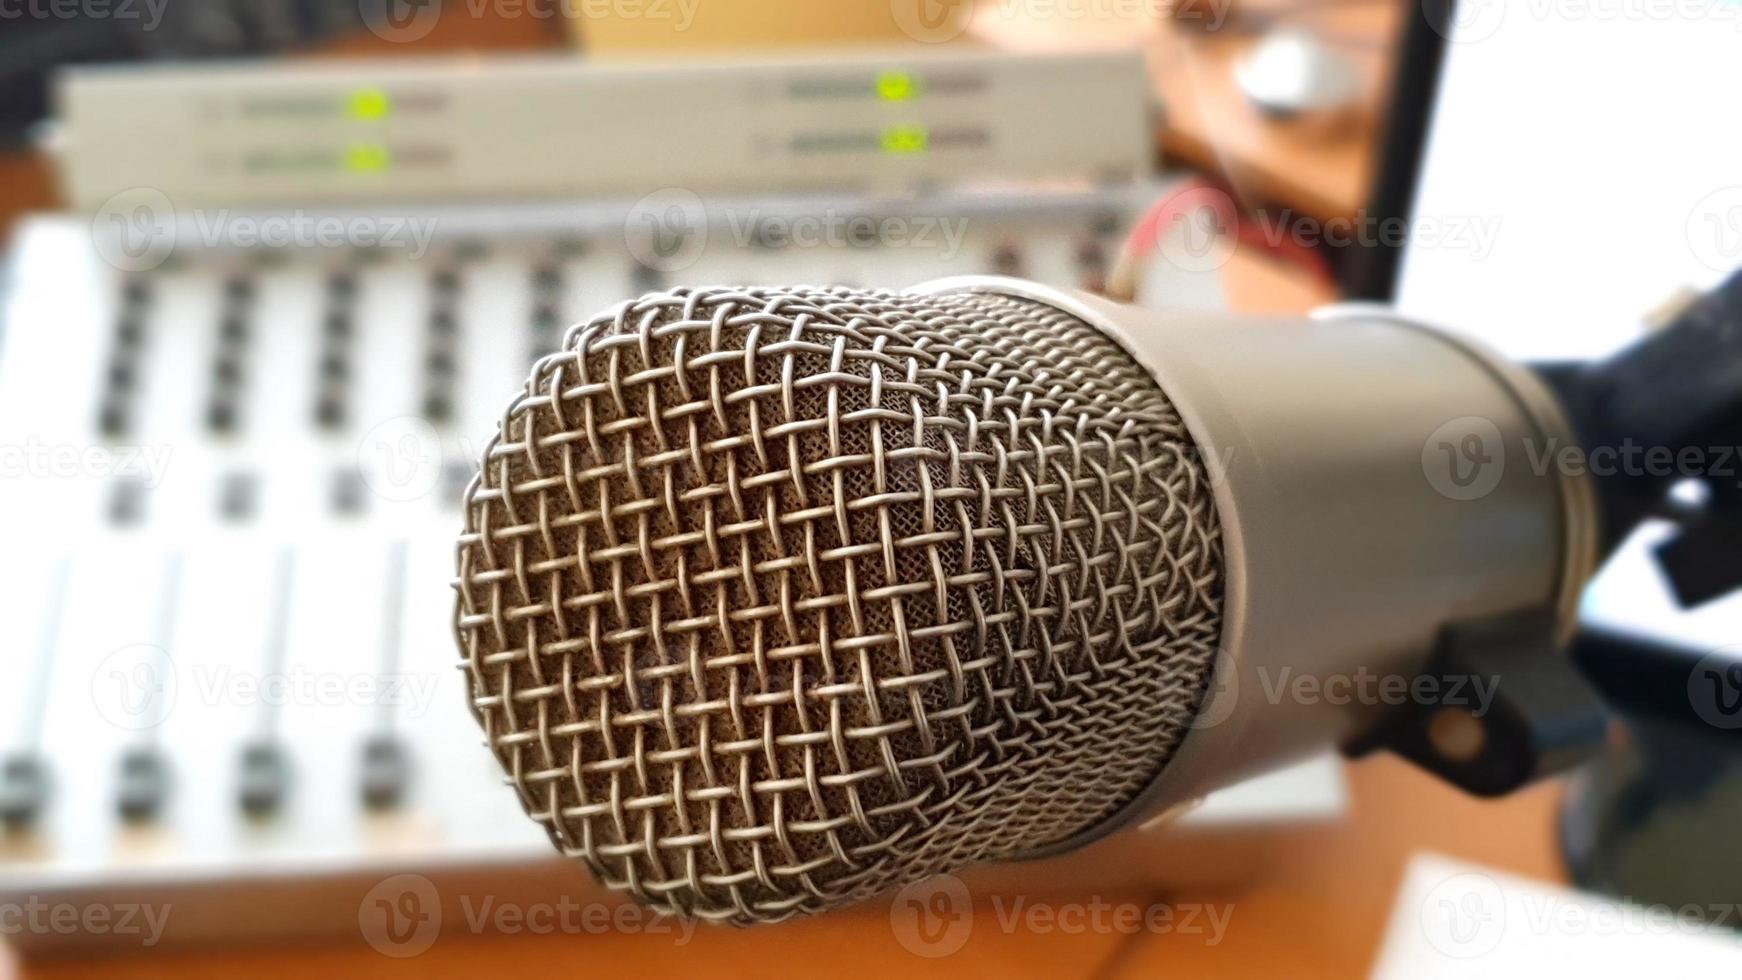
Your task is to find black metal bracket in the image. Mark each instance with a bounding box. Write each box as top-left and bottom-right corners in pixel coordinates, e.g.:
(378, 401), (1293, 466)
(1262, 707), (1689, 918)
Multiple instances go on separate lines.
(1344, 611), (1610, 796)
(1538, 267), (1742, 605)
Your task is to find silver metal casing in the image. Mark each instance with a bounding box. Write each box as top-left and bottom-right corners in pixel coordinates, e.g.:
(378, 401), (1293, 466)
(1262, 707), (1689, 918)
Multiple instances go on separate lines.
(912, 277), (1597, 852)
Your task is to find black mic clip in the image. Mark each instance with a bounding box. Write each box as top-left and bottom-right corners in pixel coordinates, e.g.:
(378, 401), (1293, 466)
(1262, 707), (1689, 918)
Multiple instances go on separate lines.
(1542, 267), (1742, 606)
(1344, 610), (1608, 797)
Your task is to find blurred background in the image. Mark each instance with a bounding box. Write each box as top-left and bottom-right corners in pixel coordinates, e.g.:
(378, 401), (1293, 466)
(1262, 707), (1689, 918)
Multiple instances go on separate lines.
(0, 0), (1740, 976)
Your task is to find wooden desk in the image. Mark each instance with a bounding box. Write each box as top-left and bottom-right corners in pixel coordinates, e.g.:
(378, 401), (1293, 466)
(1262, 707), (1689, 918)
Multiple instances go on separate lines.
(20, 755), (1564, 980)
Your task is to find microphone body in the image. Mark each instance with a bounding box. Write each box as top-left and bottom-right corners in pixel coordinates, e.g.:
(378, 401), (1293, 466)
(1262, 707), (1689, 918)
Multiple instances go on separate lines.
(922, 279), (1594, 856)
(455, 277), (1595, 921)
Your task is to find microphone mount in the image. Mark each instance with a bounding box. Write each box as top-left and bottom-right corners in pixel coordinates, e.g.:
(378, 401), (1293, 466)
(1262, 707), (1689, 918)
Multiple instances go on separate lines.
(1542, 267), (1742, 606)
(1337, 270), (1742, 799)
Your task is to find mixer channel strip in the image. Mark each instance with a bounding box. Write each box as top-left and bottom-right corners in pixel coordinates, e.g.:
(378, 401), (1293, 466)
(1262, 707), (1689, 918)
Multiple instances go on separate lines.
(206, 274), (257, 436)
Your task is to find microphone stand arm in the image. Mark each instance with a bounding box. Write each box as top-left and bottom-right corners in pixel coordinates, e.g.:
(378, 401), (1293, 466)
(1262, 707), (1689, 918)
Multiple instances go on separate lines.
(1539, 267), (1742, 605)
(1348, 269), (1742, 797)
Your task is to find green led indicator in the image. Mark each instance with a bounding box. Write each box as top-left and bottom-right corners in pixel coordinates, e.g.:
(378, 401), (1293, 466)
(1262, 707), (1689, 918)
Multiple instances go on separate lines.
(344, 143), (391, 173)
(880, 125), (928, 155)
(347, 87), (392, 120)
(875, 71), (919, 102)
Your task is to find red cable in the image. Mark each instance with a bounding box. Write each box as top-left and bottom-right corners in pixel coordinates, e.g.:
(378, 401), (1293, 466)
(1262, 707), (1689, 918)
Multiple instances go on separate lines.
(1123, 178), (1334, 285)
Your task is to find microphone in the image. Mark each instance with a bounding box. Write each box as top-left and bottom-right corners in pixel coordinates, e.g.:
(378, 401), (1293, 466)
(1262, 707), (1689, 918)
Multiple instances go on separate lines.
(452, 277), (1597, 924)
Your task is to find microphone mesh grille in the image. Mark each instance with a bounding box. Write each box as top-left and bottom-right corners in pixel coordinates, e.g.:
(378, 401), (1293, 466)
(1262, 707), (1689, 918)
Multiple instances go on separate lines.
(455, 286), (1224, 924)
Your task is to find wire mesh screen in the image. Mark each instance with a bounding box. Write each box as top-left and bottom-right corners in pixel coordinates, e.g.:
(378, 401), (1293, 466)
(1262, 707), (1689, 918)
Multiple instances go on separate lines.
(455, 285), (1225, 923)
